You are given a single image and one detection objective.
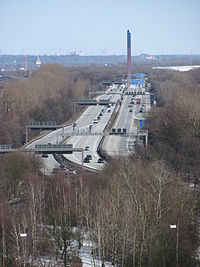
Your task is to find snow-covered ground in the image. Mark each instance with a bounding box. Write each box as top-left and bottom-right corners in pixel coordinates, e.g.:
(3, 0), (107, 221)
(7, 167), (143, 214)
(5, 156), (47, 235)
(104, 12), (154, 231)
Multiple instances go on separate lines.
(31, 229), (112, 267)
(153, 65), (200, 72)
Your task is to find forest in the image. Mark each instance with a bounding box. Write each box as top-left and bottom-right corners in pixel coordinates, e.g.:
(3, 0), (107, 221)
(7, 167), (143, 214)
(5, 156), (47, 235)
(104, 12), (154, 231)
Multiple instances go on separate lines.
(0, 65), (200, 267)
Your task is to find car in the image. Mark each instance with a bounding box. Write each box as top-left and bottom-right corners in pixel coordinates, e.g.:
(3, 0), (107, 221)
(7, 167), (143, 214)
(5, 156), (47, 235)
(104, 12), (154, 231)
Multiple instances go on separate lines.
(129, 109), (133, 112)
(85, 146), (90, 151)
(86, 154), (92, 160)
(98, 157), (104, 163)
(99, 112), (103, 116)
(93, 118), (98, 123)
(42, 153), (48, 158)
(107, 109), (111, 113)
(84, 157), (90, 163)
(59, 164), (66, 169)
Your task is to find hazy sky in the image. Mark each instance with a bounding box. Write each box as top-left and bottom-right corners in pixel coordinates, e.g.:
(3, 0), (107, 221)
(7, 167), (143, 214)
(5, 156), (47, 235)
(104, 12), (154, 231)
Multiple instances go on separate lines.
(1, 0), (200, 55)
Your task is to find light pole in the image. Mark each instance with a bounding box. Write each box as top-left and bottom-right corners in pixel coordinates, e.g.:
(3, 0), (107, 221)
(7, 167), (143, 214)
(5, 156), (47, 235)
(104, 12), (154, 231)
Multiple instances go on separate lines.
(170, 223), (179, 267)
(18, 232), (27, 267)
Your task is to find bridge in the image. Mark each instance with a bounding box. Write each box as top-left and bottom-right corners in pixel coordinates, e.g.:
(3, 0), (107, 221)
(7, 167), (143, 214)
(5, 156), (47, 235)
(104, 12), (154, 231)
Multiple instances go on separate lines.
(62, 129), (148, 137)
(0, 144), (85, 169)
(88, 91), (122, 98)
(25, 121), (64, 143)
(0, 143), (76, 154)
(75, 99), (116, 106)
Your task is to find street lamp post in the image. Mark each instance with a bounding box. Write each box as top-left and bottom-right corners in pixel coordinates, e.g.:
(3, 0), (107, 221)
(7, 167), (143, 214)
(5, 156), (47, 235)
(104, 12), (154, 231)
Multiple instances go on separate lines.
(170, 223), (179, 267)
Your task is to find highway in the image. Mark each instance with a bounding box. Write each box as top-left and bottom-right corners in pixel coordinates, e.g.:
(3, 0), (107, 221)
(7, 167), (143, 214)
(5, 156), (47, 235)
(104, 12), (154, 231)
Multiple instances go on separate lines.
(25, 82), (151, 173)
(102, 85), (150, 157)
(63, 91), (121, 170)
(25, 88), (121, 173)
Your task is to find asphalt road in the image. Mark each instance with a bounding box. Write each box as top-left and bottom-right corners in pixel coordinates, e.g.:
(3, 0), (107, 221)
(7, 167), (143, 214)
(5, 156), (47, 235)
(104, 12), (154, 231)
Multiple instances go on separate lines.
(102, 85), (150, 157)
(26, 88), (121, 172)
(25, 84), (150, 172)
(63, 92), (121, 170)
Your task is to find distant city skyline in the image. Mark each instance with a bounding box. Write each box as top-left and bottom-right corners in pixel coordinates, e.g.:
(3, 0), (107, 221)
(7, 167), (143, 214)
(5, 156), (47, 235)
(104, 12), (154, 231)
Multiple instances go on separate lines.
(1, 0), (200, 55)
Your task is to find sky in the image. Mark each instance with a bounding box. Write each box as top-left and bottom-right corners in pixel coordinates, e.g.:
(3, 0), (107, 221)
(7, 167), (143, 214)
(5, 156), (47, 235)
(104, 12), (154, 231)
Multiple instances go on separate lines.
(1, 0), (200, 55)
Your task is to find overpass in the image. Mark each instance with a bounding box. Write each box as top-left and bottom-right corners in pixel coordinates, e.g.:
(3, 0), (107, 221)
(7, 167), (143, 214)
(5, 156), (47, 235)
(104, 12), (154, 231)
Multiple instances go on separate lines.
(88, 91), (122, 98)
(75, 99), (116, 106)
(0, 144), (85, 169)
(0, 143), (76, 154)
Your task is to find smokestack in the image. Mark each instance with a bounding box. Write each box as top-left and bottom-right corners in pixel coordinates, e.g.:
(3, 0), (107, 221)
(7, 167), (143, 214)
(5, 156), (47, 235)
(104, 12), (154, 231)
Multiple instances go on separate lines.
(24, 50), (27, 70)
(127, 30), (131, 83)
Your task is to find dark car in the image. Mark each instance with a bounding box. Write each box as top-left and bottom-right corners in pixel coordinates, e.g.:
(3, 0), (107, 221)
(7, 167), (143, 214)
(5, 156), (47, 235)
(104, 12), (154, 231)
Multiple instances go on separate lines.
(108, 109), (111, 113)
(42, 153), (48, 158)
(85, 146), (90, 151)
(59, 164), (66, 169)
(84, 157), (90, 163)
(86, 154), (92, 160)
(98, 157), (104, 163)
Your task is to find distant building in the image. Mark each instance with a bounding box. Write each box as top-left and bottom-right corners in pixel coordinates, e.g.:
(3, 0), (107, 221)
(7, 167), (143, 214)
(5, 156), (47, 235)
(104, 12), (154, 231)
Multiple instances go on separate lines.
(69, 51), (84, 56)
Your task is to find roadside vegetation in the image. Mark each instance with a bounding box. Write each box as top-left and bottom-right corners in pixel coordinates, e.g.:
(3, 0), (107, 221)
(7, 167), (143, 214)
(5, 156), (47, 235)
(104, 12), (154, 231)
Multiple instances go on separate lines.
(146, 68), (200, 182)
(0, 64), (118, 146)
(0, 65), (200, 266)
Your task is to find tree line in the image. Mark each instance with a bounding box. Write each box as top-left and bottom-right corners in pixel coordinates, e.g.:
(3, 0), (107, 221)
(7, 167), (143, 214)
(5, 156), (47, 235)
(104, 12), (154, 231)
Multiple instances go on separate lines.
(145, 68), (200, 182)
(0, 64), (118, 147)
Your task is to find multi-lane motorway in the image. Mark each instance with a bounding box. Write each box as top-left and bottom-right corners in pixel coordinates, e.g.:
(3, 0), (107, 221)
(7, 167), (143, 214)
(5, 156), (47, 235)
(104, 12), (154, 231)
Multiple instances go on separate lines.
(26, 83), (151, 173)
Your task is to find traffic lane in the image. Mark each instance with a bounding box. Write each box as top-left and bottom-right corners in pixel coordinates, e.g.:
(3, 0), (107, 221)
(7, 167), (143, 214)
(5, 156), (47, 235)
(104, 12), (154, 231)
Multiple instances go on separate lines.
(75, 91), (115, 129)
(141, 94), (151, 113)
(93, 105), (116, 132)
(102, 135), (136, 157)
(77, 106), (103, 132)
(113, 95), (135, 132)
(64, 135), (104, 170)
(26, 104), (106, 172)
(76, 105), (102, 128)
(25, 90), (118, 171)
(73, 92), (120, 132)
(63, 104), (116, 169)
(40, 154), (61, 174)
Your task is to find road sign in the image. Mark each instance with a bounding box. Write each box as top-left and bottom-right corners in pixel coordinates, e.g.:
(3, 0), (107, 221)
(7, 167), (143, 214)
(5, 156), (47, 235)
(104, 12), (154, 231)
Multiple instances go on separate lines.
(140, 119), (146, 129)
(135, 73), (145, 78)
(140, 119), (143, 129)
(131, 79), (145, 86)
